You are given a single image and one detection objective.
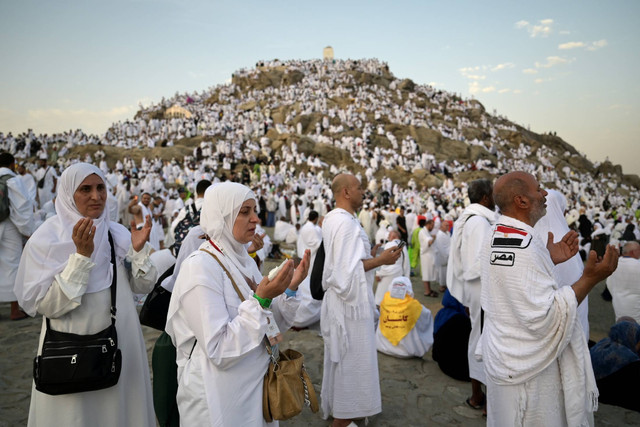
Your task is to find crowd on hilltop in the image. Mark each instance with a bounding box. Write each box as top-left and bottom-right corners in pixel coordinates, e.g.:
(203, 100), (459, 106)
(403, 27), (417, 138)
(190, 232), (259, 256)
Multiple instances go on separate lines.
(2, 58), (639, 233)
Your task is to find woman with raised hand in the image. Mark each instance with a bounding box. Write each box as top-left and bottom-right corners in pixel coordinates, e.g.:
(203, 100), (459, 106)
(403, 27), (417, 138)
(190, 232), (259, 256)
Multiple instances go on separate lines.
(166, 182), (310, 426)
(15, 162), (158, 427)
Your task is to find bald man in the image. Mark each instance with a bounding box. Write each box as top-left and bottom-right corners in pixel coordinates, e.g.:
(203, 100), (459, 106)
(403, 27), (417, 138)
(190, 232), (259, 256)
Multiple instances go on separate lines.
(479, 171), (618, 426)
(320, 173), (401, 427)
(606, 241), (640, 323)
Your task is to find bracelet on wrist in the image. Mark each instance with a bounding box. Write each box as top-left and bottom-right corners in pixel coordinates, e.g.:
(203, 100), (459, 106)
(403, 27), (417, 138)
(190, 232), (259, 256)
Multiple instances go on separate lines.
(284, 288), (297, 298)
(249, 251), (257, 258)
(252, 293), (272, 309)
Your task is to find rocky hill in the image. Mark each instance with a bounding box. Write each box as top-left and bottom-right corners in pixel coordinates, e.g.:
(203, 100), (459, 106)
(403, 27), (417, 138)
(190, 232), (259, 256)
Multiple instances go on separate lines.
(65, 58), (638, 196)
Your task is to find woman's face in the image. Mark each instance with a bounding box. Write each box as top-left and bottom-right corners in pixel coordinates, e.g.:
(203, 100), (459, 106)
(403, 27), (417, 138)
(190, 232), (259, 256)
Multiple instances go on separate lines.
(232, 199), (259, 244)
(74, 174), (107, 219)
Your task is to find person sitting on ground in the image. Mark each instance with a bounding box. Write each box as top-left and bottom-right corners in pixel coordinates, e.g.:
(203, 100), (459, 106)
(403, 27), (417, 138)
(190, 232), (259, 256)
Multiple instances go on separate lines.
(589, 318), (640, 412)
(376, 277), (434, 358)
(432, 288), (471, 382)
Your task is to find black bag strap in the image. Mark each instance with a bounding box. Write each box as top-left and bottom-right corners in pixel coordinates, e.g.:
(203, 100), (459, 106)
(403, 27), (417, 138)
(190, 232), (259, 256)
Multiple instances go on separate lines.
(45, 231), (118, 330)
(108, 231), (117, 324)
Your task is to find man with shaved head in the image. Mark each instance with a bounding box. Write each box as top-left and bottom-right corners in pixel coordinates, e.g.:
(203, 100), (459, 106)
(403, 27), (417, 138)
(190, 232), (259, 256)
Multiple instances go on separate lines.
(606, 240), (640, 323)
(321, 173), (402, 426)
(479, 171), (619, 426)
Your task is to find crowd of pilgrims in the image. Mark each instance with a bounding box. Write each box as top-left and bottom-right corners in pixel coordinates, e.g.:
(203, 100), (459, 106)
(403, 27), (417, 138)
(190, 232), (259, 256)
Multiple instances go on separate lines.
(2, 58), (640, 424)
(3, 58), (638, 236)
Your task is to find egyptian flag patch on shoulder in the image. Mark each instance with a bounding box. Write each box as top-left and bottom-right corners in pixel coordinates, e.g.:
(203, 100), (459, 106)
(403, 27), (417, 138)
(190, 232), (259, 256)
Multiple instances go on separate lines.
(491, 224), (532, 249)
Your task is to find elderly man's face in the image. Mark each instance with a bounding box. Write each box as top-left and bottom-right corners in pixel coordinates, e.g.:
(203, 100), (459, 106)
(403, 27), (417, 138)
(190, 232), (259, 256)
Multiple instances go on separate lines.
(525, 175), (548, 225)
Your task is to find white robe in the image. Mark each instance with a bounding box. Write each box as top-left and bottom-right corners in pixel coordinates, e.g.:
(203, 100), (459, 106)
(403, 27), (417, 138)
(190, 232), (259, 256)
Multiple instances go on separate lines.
(36, 166), (57, 208)
(19, 172), (38, 208)
(376, 305), (434, 358)
(418, 228), (437, 281)
(0, 168), (36, 301)
(374, 239), (410, 305)
(293, 221), (322, 328)
(446, 203), (495, 383)
(606, 256), (640, 323)
(26, 245), (157, 427)
(433, 229), (451, 286)
(478, 215), (597, 427)
(292, 276), (321, 328)
(166, 241), (300, 426)
(320, 208), (381, 419)
(358, 209), (373, 242)
(534, 189), (590, 339)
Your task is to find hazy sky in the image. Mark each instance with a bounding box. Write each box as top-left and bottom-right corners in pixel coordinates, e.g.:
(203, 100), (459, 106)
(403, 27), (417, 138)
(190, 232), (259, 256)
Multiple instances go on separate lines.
(1, 0), (638, 175)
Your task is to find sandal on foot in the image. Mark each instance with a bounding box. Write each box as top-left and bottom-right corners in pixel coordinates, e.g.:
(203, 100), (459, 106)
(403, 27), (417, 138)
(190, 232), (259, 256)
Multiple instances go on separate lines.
(426, 290), (439, 298)
(465, 396), (485, 410)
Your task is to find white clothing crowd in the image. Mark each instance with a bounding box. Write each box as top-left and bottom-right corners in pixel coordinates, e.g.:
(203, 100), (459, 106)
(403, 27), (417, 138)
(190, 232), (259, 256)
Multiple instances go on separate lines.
(2, 58), (640, 426)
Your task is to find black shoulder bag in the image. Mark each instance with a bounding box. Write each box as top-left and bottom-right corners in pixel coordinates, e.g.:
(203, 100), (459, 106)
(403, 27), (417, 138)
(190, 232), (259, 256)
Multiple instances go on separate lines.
(33, 232), (122, 395)
(309, 241), (325, 300)
(139, 264), (175, 331)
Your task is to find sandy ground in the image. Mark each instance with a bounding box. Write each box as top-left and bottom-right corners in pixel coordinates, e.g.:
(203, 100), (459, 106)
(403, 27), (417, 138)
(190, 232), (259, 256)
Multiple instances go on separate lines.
(1, 260), (639, 426)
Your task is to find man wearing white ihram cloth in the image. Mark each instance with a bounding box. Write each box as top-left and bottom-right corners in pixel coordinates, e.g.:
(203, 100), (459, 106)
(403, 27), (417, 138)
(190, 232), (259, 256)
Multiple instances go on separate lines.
(447, 178), (496, 411)
(321, 174), (401, 427)
(478, 171), (618, 426)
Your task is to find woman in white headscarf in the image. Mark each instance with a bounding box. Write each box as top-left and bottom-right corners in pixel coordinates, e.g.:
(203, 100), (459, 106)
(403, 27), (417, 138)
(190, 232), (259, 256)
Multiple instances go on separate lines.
(166, 182), (310, 426)
(14, 162), (158, 427)
(534, 189), (590, 340)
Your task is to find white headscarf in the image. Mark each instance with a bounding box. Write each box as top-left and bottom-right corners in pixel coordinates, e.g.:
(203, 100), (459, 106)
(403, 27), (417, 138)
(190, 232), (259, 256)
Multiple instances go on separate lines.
(200, 182), (261, 283)
(591, 222), (606, 238)
(15, 163), (130, 316)
(389, 276), (414, 298)
(534, 189), (584, 286)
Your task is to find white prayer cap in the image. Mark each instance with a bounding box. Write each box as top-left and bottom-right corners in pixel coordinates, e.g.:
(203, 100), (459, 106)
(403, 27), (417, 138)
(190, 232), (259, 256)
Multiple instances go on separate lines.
(39, 153), (48, 160)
